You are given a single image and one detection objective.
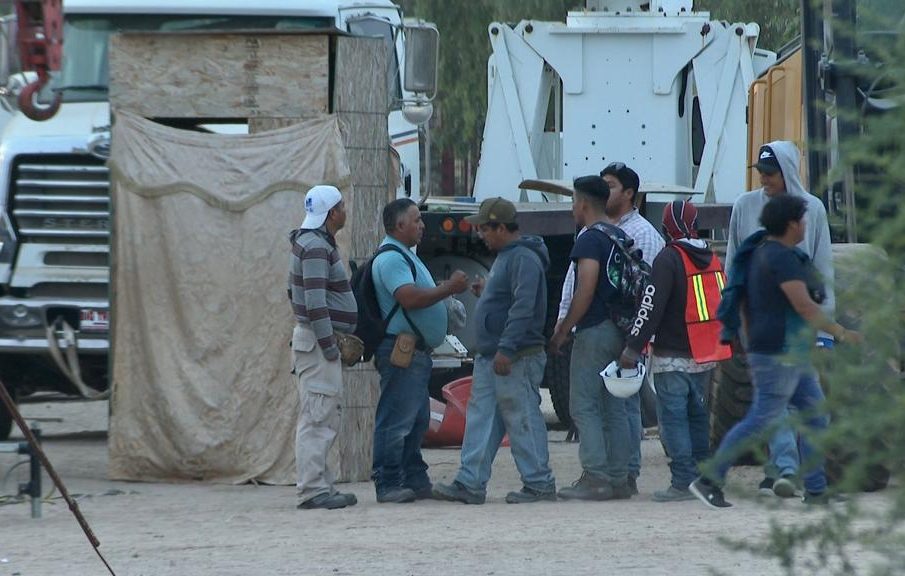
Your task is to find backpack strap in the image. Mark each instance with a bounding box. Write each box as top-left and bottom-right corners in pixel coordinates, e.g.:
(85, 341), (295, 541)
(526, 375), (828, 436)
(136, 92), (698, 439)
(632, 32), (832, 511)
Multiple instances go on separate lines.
(374, 244), (428, 345)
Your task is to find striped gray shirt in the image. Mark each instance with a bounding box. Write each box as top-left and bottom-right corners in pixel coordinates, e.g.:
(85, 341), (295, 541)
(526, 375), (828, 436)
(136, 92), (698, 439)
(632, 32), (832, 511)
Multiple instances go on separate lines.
(289, 227), (357, 360)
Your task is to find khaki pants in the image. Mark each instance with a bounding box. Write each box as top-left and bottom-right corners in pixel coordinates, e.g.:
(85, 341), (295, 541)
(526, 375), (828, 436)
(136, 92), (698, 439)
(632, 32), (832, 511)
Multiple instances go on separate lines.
(292, 325), (343, 504)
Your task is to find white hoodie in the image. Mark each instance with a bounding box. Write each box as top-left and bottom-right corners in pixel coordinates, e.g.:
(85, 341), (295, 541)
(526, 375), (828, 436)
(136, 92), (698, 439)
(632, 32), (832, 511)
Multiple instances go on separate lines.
(725, 140), (835, 322)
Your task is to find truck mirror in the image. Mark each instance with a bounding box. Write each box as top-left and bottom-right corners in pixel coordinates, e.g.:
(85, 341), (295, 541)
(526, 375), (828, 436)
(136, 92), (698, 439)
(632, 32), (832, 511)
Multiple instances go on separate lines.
(403, 23), (438, 99)
(0, 16), (19, 87)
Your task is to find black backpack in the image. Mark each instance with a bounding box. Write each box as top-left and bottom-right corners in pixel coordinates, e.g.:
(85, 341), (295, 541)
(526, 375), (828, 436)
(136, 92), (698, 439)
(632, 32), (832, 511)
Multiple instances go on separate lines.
(588, 221), (653, 335)
(350, 244), (418, 362)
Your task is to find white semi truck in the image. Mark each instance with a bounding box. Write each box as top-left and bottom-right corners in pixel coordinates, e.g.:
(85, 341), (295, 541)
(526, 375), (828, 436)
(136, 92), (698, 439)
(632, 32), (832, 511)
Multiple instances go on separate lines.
(0, 0), (428, 438)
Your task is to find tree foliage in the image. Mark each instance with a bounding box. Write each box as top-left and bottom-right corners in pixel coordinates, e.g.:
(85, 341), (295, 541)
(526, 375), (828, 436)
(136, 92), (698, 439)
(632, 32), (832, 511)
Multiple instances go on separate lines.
(399, 0), (575, 154)
(696, 0), (800, 51)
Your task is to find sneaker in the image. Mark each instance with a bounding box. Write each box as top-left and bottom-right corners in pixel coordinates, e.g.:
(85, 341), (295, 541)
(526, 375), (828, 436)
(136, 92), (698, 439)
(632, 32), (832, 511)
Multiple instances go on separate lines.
(757, 477), (775, 497)
(652, 486), (696, 502)
(505, 486), (557, 504)
(376, 487), (417, 504)
(772, 475), (798, 499)
(802, 491), (848, 505)
(297, 492), (349, 510)
(689, 477), (733, 509)
(558, 472), (616, 501)
(432, 481), (485, 505)
(627, 476), (639, 496)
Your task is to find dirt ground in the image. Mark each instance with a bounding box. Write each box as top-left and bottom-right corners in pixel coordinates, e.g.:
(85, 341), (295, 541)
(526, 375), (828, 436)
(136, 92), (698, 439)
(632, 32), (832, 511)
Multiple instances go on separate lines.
(0, 397), (893, 576)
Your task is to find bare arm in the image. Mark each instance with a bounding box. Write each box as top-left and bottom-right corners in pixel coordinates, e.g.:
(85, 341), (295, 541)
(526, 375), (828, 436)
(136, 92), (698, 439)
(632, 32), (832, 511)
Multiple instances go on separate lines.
(780, 280), (859, 343)
(394, 271), (468, 310)
(556, 258), (598, 336)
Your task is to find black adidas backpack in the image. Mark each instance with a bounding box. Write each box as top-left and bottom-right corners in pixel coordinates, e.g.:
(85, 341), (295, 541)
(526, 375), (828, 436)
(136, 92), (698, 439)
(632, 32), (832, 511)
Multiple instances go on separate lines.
(349, 244), (417, 362)
(588, 221), (653, 335)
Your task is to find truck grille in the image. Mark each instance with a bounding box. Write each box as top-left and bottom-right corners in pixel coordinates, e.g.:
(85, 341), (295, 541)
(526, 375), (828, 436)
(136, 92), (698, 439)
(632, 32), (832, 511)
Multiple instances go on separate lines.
(10, 155), (109, 244)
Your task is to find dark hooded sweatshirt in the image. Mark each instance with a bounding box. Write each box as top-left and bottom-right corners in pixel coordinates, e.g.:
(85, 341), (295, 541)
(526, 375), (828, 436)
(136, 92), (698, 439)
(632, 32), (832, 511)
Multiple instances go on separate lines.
(474, 235), (550, 358)
(625, 238), (716, 358)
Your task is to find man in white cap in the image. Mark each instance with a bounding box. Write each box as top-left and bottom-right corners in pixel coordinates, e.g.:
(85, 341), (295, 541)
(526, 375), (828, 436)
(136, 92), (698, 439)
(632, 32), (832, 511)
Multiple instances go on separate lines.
(288, 185), (358, 510)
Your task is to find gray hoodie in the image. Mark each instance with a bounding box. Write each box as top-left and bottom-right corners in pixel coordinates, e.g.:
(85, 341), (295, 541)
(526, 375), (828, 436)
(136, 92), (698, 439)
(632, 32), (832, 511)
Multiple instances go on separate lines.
(474, 235), (549, 358)
(725, 140), (835, 322)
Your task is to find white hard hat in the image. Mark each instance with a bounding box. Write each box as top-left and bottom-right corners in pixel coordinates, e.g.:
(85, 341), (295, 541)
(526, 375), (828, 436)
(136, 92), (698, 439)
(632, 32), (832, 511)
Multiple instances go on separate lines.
(600, 361), (646, 399)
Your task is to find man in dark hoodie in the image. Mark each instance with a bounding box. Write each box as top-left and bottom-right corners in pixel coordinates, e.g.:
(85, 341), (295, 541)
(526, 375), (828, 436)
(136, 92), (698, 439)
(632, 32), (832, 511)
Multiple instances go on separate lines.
(618, 200), (731, 502)
(433, 198), (556, 504)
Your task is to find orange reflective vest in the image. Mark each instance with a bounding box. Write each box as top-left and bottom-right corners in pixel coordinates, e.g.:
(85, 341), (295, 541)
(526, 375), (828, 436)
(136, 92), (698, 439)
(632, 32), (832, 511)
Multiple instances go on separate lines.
(674, 245), (732, 363)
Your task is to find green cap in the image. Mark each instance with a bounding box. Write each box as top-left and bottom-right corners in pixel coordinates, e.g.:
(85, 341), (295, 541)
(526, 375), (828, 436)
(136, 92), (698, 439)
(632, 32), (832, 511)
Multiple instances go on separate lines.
(465, 197), (517, 225)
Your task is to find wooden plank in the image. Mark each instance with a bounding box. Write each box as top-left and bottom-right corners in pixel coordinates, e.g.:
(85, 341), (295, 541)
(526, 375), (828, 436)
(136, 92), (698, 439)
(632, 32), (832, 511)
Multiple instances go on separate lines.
(328, 363), (381, 482)
(334, 36), (389, 114)
(248, 118), (303, 133)
(109, 34), (329, 118)
(336, 113), (389, 151)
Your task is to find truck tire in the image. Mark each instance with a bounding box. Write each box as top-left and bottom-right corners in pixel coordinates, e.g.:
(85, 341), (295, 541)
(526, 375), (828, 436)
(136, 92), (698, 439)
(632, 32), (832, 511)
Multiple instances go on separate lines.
(640, 376), (658, 428)
(709, 353), (759, 464)
(544, 340), (572, 427)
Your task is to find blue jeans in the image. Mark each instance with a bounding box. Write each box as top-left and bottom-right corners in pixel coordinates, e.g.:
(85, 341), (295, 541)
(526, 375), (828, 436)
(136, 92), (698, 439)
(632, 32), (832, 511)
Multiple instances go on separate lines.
(713, 353), (828, 494)
(570, 320), (630, 484)
(455, 351), (555, 495)
(372, 338), (433, 496)
(765, 414), (800, 479)
(654, 370), (711, 490)
(627, 390), (642, 479)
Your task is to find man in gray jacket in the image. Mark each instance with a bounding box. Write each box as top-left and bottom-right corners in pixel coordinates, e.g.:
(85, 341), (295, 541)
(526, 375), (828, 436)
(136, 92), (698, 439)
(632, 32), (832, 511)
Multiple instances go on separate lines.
(433, 198), (556, 505)
(724, 141), (835, 498)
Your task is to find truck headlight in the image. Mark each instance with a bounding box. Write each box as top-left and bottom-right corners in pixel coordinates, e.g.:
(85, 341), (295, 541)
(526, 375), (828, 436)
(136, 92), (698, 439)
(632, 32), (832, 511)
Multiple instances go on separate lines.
(0, 304), (42, 328)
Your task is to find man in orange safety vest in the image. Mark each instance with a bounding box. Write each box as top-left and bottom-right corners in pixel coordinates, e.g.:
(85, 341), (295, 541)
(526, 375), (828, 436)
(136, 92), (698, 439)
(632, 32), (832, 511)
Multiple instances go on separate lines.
(618, 199), (730, 502)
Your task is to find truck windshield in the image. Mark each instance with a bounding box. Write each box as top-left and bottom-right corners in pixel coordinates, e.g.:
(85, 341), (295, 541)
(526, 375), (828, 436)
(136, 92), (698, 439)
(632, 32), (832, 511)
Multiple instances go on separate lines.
(53, 14), (332, 103)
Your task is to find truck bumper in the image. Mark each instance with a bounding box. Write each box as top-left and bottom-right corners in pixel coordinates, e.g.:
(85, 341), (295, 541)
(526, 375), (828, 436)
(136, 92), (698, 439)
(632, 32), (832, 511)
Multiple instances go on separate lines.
(0, 297), (109, 354)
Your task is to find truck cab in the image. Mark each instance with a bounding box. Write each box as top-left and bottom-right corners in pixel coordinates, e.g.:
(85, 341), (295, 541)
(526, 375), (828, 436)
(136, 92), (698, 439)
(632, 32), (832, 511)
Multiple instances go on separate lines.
(0, 0), (424, 437)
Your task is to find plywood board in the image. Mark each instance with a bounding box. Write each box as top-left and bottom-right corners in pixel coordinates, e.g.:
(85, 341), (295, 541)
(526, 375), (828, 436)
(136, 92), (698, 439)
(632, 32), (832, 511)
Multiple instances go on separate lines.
(110, 33), (329, 118)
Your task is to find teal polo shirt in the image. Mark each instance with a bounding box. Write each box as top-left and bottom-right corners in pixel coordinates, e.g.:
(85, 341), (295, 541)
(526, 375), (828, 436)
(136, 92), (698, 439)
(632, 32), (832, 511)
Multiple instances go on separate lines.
(372, 236), (448, 349)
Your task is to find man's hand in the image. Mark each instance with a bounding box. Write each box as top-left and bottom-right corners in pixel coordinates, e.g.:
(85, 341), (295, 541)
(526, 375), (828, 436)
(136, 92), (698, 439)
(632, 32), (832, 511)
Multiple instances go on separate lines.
(444, 270), (469, 295)
(548, 328), (570, 356)
(618, 349), (636, 370)
(471, 274), (485, 297)
(493, 351), (512, 376)
(840, 328), (863, 345)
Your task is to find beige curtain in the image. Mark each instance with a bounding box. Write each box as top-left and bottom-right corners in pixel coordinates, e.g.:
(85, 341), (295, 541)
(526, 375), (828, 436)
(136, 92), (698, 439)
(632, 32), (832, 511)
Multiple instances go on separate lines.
(108, 112), (351, 484)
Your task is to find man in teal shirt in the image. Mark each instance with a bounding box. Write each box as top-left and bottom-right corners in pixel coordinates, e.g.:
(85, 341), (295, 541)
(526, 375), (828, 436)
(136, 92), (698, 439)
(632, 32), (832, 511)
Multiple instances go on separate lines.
(371, 198), (468, 503)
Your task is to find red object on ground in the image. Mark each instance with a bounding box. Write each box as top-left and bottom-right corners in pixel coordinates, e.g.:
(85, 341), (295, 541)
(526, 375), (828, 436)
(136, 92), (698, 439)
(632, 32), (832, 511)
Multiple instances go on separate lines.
(423, 377), (509, 448)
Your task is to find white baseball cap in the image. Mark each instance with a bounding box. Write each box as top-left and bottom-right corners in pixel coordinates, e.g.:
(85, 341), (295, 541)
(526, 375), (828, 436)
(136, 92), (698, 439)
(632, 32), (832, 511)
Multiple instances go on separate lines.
(300, 185), (343, 230)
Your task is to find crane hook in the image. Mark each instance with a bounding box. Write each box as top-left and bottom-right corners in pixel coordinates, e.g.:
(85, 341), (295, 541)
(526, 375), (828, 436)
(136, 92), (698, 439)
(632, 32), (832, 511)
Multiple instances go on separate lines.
(18, 71), (62, 121)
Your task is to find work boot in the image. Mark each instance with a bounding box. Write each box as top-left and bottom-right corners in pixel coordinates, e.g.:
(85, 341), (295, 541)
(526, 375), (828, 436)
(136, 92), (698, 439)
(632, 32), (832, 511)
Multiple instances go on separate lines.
(627, 475), (639, 496)
(334, 491), (358, 506)
(376, 487), (417, 504)
(504, 486), (557, 504)
(406, 484), (435, 501)
(297, 492), (349, 510)
(757, 477), (776, 497)
(432, 481), (486, 505)
(802, 491), (848, 505)
(558, 472), (616, 501)
(772, 475), (799, 499)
